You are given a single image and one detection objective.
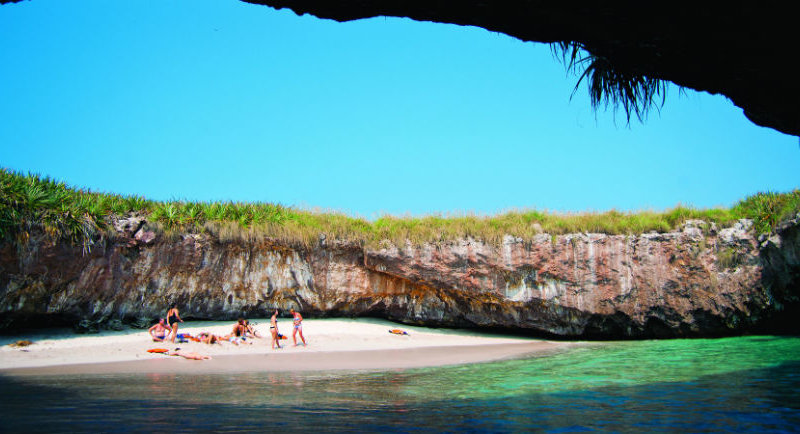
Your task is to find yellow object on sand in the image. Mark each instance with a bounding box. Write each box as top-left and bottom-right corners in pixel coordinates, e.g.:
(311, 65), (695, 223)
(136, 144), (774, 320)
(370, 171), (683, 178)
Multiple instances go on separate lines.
(9, 340), (33, 348)
(147, 348), (169, 353)
(389, 329), (409, 335)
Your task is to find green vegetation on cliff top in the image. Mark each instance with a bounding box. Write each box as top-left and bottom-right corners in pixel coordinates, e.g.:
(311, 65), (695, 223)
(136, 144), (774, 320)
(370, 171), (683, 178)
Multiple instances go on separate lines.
(1, 168), (798, 249)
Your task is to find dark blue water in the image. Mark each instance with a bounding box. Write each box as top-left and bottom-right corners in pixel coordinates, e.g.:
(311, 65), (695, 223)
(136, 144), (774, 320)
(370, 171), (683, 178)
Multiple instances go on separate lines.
(2, 336), (799, 432)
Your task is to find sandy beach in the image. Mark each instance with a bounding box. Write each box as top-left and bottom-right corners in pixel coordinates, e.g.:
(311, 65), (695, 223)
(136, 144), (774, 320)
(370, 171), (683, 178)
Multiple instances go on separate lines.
(0, 318), (572, 375)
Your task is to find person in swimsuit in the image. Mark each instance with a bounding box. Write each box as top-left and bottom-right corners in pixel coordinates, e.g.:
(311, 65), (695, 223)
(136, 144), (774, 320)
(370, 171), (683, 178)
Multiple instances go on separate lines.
(270, 309), (282, 349)
(243, 320), (262, 338)
(148, 318), (170, 342)
(223, 319), (249, 345)
(168, 349), (211, 360)
(198, 332), (220, 344)
(166, 306), (183, 343)
(290, 308), (306, 347)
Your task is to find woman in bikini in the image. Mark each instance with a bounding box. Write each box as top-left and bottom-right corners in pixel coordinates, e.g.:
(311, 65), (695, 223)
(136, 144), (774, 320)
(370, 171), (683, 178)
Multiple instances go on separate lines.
(290, 308), (306, 347)
(166, 306), (183, 343)
(270, 309), (282, 349)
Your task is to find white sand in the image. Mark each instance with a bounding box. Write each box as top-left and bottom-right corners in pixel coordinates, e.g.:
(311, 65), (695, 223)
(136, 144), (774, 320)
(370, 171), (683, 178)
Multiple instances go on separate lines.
(0, 318), (572, 374)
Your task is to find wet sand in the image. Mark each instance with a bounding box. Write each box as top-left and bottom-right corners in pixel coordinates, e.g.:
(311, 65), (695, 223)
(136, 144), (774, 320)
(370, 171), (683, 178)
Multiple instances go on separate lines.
(2, 342), (564, 376)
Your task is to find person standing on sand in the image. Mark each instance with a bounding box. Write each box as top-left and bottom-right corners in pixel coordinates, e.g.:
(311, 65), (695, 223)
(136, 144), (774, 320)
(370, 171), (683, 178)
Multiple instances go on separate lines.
(290, 308), (306, 347)
(148, 318), (170, 342)
(270, 309), (282, 350)
(166, 306), (183, 343)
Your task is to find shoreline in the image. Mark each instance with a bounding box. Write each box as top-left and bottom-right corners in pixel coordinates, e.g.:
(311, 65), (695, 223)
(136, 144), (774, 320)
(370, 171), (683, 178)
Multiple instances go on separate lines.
(1, 342), (565, 376)
(0, 318), (575, 376)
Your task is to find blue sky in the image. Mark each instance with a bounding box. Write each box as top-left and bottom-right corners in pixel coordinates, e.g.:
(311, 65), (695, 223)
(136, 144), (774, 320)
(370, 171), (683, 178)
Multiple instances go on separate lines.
(1, 0), (797, 218)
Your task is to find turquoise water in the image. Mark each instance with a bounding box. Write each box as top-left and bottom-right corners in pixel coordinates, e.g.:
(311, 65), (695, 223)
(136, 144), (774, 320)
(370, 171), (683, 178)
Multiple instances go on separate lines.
(2, 336), (799, 432)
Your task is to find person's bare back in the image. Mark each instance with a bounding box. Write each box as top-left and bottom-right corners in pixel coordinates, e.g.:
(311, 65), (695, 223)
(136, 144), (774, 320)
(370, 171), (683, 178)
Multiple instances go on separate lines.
(169, 349), (211, 360)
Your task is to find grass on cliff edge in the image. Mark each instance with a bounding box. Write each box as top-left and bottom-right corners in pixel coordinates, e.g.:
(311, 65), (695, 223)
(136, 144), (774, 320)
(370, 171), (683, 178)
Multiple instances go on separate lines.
(1, 168), (799, 249)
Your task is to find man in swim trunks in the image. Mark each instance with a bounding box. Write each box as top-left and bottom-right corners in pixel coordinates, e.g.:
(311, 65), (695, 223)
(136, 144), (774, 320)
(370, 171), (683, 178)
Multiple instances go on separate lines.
(148, 318), (170, 342)
(290, 308), (306, 347)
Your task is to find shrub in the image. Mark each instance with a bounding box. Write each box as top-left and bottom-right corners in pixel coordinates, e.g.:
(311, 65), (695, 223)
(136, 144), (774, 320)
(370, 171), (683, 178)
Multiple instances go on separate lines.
(1, 168), (797, 250)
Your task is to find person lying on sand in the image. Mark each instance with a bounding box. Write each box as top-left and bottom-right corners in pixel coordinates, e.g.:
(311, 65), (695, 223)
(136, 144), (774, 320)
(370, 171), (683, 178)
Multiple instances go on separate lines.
(198, 332), (221, 344)
(148, 319), (170, 342)
(168, 349), (211, 360)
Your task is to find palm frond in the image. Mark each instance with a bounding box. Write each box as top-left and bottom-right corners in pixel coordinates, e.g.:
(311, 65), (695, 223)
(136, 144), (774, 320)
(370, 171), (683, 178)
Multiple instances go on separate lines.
(552, 41), (670, 123)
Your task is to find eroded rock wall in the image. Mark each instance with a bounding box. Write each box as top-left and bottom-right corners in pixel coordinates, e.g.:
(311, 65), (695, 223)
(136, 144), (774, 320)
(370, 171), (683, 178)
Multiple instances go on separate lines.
(1, 218), (797, 338)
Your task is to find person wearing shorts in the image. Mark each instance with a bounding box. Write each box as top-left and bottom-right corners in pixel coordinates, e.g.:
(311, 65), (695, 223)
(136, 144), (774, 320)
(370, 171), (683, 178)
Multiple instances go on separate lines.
(290, 308), (306, 347)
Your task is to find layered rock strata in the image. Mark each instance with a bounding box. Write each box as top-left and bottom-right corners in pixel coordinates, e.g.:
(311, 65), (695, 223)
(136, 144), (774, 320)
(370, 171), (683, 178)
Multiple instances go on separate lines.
(1, 217), (797, 338)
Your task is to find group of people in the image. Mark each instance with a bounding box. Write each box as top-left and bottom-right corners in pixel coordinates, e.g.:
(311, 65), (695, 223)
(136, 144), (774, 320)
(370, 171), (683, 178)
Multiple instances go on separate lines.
(268, 308), (306, 350)
(148, 306), (307, 350)
(148, 306), (183, 343)
(218, 318), (260, 345)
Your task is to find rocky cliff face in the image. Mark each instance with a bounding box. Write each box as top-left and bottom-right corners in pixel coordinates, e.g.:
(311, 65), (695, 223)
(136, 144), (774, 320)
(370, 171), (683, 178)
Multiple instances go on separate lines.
(1, 217), (797, 338)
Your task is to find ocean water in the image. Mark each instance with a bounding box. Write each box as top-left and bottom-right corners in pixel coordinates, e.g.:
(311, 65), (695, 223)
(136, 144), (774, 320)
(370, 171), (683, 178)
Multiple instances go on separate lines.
(2, 336), (799, 433)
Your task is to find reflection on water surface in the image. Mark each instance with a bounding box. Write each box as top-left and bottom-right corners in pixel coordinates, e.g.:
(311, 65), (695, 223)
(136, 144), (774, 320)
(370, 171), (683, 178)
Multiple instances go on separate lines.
(2, 336), (799, 432)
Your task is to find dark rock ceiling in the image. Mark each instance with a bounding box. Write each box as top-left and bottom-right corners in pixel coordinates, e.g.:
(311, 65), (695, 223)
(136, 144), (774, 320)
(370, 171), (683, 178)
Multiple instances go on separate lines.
(3, 0), (797, 137)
